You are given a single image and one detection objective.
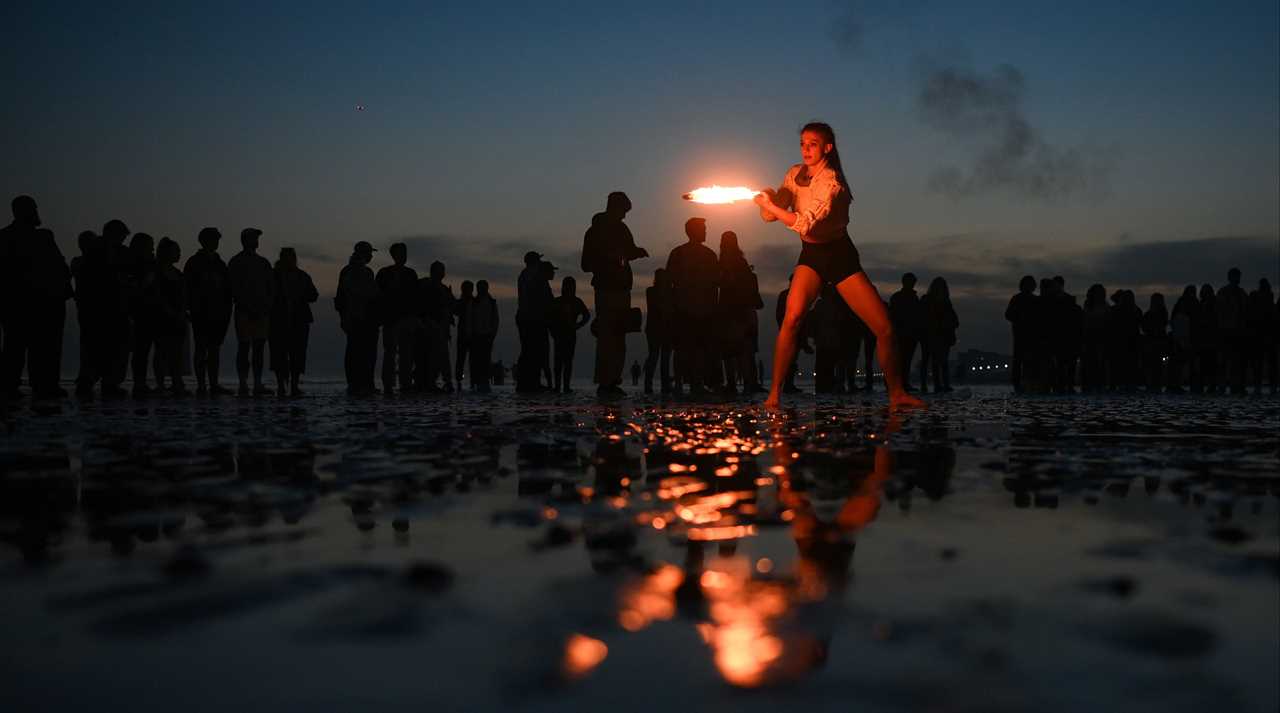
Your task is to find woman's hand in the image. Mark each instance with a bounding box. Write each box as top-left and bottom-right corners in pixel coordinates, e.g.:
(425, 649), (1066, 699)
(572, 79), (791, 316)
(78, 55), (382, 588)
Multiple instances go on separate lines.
(753, 189), (776, 210)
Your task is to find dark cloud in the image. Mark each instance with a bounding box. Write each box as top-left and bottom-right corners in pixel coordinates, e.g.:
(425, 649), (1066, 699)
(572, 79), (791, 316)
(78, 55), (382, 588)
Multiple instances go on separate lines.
(915, 58), (1114, 201)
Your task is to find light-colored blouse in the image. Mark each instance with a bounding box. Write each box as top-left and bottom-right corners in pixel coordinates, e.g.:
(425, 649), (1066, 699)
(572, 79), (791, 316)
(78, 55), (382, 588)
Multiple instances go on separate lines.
(763, 161), (852, 244)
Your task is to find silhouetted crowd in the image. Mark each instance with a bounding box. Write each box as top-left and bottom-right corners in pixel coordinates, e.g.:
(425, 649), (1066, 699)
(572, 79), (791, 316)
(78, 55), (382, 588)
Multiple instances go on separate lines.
(4, 193), (1275, 402)
(1004, 271), (1279, 395)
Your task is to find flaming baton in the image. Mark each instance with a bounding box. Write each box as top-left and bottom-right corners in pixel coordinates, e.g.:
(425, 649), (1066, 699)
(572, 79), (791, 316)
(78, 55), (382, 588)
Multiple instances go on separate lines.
(681, 185), (763, 204)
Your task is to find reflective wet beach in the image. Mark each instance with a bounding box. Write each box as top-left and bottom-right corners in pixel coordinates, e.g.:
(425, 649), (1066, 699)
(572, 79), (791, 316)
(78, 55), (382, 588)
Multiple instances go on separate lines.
(2, 385), (1277, 712)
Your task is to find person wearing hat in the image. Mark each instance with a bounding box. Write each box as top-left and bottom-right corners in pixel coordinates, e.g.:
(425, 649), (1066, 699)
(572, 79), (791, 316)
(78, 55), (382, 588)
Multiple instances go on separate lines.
(336, 240), (378, 394)
(665, 216), (719, 396)
(184, 227), (234, 395)
(580, 192), (648, 397)
(228, 228), (276, 396)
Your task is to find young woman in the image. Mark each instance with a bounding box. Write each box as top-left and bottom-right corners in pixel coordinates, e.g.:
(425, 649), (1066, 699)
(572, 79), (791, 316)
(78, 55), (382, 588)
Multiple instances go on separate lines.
(755, 122), (924, 409)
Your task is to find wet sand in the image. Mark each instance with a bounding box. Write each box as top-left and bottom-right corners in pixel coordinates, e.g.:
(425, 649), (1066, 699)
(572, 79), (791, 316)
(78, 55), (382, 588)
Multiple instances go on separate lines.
(1, 385), (1277, 712)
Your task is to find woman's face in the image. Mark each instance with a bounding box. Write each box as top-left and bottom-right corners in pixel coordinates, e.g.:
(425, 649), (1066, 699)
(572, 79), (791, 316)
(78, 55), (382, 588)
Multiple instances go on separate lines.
(800, 131), (832, 167)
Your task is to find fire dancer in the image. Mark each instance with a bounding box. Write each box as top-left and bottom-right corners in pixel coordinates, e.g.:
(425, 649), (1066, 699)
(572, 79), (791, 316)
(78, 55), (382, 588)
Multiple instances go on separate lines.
(754, 122), (924, 409)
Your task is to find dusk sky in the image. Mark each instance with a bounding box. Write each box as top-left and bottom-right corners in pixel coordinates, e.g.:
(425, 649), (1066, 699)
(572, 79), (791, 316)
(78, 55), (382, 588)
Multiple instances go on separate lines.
(4, 0), (1277, 373)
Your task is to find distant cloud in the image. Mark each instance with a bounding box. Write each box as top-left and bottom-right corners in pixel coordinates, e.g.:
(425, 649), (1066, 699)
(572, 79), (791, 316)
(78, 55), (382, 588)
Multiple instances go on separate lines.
(915, 58), (1115, 201)
(826, 4), (1116, 202)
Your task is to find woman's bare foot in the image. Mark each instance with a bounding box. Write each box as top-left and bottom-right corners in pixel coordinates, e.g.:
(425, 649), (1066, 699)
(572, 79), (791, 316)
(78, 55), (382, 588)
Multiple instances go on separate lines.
(763, 391), (781, 410)
(889, 390), (926, 409)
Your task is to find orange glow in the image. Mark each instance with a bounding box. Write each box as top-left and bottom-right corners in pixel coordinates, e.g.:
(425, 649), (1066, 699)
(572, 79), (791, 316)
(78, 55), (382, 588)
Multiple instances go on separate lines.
(755, 557), (774, 574)
(688, 524), (757, 541)
(562, 634), (608, 679)
(683, 185), (761, 204)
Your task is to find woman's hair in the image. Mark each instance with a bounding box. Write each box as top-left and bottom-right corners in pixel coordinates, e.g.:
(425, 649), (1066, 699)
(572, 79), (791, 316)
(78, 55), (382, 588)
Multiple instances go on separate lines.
(800, 121), (848, 188)
(156, 237), (179, 264)
(1085, 283), (1106, 309)
(926, 276), (950, 302)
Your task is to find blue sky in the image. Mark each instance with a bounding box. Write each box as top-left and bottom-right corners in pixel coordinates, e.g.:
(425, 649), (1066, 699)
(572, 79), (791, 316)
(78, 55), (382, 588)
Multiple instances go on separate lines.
(3, 1), (1277, 371)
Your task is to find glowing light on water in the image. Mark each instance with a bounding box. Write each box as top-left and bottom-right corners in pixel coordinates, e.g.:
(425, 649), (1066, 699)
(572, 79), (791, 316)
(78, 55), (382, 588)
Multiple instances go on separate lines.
(563, 634), (608, 679)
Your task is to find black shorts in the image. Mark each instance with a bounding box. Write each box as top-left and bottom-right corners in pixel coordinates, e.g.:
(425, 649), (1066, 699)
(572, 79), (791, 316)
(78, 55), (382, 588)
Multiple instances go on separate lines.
(797, 234), (863, 284)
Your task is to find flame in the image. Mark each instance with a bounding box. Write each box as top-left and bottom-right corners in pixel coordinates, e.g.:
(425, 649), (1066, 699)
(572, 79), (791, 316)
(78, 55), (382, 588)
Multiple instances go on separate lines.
(683, 185), (761, 204)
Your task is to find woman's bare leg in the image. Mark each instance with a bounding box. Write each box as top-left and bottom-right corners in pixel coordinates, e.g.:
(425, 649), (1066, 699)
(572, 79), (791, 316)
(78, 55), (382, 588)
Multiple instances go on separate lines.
(835, 273), (926, 408)
(765, 267), (823, 409)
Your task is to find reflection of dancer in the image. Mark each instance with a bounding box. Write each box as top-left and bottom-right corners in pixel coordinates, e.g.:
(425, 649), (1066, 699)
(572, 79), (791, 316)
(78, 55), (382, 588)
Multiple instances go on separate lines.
(756, 122), (923, 410)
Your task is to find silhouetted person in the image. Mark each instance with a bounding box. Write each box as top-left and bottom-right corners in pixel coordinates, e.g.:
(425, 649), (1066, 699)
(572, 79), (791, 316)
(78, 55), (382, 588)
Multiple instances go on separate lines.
(2, 197), (72, 399)
(184, 227), (233, 395)
(228, 228), (275, 396)
(581, 192), (647, 397)
(150, 238), (188, 395)
(465, 279), (499, 392)
(336, 241), (378, 395)
(889, 272), (924, 391)
(643, 268), (674, 394)
(716, 231), (763, 395)
(25, 228), (74, 398)
(454, 280), (474, 390)
(1048, 276), (1082, 393)
(270, 247), (318, 397)
(922, 277), (958, 392)
(1169, 285), (1199, 392)
(1217, 268), (1248, 394)
(1005, 275), (1037, 393)
(1247, 278), (1276, 394)
(550, 276), (590, 393)
(1195, 284), (1220, 393)
(375, 242), (418, 394)
(538, 261), (557, 388)
(812, 283), (844, 393)
(126, 233), (157, 396)
(1108, 289), (1142, 391)
(102, 219), (135, 396)
(836, 294), (864, 393)
(1139, 293), (1168, 392)
(515, 251), (548, 392)
(1081, 283), (1109, 392)
(666, 217), (719, 396)
(774, 275), (809, 393)
(70, 230), (97, 393)
(416, 260), (455, 391)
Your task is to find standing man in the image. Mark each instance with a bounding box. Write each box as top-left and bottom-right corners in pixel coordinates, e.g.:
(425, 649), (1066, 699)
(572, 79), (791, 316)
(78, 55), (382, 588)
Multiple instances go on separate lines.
(581, 192), (647, 397)
(336, 241), (379, 394)
(1005, 276), (1038, 393)
(0, 196), (46, 397)
(418, 260), (455, 391)
(185, 228), (234, 395)
(888, 272), (924, 391)
(466, 279), (500, 393)
(454, 280), (474, 390)
(666, 217), (719, 396)
(375, 242), (418, 395)
(228, 228), (275, 396)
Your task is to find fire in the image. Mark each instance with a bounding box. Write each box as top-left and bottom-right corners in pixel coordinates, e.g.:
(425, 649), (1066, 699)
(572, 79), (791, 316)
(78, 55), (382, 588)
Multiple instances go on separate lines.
(682, 185), (761, 204)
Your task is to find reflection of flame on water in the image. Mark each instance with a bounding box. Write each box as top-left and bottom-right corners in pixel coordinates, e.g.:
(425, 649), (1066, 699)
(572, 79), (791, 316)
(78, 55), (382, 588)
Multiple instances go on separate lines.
(562, 634), (608, 679)
(682, 185), (762, 204)
(618, 564), (684, 632)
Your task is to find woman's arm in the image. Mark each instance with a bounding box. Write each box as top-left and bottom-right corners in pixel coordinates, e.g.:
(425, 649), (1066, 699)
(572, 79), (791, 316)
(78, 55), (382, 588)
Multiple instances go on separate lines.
(754, 192), (798, 227)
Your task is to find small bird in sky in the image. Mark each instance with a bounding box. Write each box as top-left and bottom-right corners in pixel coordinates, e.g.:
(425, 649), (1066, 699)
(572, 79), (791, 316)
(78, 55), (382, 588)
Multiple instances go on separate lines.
(355, 104), (365, 112)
